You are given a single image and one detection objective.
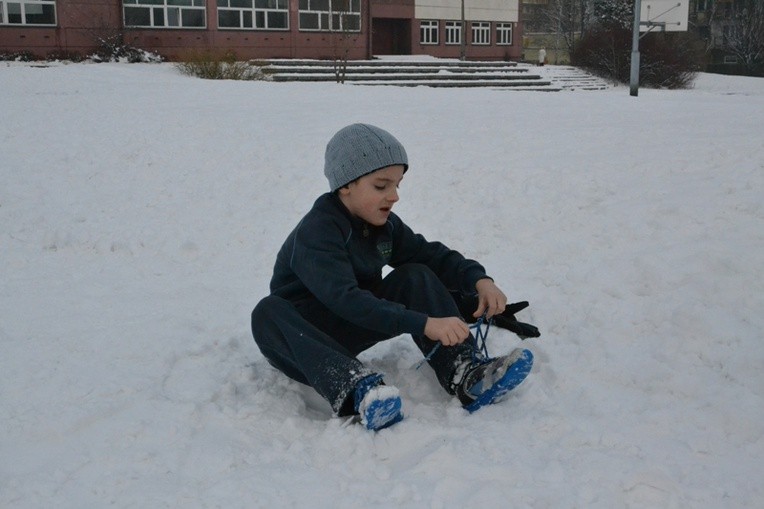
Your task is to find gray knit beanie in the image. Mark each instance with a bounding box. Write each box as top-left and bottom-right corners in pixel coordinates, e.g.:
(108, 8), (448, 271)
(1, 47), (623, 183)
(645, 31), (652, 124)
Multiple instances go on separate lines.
(324, 123), (409, 192)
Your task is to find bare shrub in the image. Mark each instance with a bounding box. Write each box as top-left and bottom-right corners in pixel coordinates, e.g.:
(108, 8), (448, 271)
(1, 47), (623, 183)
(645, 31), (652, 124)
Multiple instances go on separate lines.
(90, 33), (163, 63)
(175, 51), (267, 80)
(573, 28), (704, 89)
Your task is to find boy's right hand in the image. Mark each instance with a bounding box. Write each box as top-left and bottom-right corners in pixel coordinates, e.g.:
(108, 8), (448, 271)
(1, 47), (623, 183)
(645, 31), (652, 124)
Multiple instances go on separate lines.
(424, 317), (470, 346)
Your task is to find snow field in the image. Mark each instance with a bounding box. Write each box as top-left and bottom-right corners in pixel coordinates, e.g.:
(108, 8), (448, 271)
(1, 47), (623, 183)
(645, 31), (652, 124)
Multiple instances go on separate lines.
(1, 62), (763, 508)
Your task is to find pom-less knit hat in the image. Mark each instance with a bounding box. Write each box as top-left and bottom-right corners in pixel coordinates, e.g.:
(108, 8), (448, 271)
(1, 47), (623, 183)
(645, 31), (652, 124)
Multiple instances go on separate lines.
(324, 123), (409, 192)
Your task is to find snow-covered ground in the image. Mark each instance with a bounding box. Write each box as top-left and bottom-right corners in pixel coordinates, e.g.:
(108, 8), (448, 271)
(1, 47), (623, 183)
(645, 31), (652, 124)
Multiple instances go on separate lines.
(1, 62), (762, 508)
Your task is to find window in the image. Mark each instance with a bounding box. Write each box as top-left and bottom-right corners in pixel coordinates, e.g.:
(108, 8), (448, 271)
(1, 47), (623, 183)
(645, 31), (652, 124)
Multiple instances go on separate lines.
(299, 0), (360, 32)
(496, 22), (512, 45)
(123, 0), (206, 28)
(0, 0), (56, 25)
(218, 0), (288, 29)
(420, 20), (438, 44)
(445, 21), (461, 45)
(471, 21), (490, 45)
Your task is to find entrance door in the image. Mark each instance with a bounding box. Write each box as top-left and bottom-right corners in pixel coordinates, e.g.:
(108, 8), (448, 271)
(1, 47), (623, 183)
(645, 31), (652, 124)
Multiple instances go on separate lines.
(372, 18), (411, 55)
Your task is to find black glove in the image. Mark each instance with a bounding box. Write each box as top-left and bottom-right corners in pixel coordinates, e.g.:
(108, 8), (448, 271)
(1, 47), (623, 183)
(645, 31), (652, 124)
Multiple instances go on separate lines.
(492, 301), (541, 339)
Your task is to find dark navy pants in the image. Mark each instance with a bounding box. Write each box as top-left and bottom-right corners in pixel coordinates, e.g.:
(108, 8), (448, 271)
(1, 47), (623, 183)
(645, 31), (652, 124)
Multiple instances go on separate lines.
(251, 264), (477, 415)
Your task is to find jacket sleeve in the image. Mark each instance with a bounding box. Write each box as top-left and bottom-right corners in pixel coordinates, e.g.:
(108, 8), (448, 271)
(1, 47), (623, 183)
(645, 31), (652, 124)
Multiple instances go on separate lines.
(288, 215), (429, 337)
(388, 215), (489, 296)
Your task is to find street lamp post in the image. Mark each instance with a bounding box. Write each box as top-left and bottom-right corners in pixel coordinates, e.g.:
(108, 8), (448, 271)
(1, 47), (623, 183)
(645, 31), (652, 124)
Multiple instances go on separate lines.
(460, 0), (466, 61)
(629, 0), (642, 96)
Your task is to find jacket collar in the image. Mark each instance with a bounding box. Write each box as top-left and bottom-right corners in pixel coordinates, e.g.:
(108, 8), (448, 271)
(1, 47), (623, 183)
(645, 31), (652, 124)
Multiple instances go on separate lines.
(328, 192), (374, 237)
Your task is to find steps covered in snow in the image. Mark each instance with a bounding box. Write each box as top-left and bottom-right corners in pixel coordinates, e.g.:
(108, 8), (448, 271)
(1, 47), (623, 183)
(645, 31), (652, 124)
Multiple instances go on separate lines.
(254, 58), (610, 91)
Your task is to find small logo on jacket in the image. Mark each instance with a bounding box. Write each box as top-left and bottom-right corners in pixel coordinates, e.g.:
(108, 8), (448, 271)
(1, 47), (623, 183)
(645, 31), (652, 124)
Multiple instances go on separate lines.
(377, 241), (393, 262)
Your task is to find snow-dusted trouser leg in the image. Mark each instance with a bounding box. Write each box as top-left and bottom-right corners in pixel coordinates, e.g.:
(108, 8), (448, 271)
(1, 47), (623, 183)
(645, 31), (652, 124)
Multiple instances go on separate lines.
(371, 263), (474, 394)
(251, 295), (379, 416)
(251, 264), (475, 415)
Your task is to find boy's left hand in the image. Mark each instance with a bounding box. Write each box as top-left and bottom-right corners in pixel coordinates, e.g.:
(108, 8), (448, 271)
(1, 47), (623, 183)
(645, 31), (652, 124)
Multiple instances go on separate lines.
(474, 279), (507, 319)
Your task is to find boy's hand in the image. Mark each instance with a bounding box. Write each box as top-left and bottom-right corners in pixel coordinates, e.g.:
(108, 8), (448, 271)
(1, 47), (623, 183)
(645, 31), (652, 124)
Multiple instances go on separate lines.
(474, 279), (508, 319)
(424, 317), (470, 346)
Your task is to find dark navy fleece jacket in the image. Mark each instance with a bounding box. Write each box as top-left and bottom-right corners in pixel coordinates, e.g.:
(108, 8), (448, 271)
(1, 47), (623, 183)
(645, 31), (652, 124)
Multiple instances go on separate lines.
(269, 193), (490, 337)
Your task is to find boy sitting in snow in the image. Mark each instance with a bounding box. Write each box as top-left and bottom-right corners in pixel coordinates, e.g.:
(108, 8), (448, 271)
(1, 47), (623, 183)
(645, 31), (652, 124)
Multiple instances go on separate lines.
(251, 123), (539, 431)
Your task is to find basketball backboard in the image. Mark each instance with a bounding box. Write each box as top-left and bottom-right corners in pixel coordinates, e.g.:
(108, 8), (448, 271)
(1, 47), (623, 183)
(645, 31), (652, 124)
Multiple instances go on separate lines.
(640, 1), (689, 32)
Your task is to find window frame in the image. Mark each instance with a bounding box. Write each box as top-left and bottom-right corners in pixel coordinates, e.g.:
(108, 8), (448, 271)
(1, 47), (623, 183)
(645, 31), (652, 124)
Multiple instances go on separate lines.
(123, 0), (207, 29)
(298, 0), (361, 32)
(419, 19), (438, 45)
(471, 21), (490, 45)
(0, 0), (57, 26)
(217, 0), (289, 30)
(496, 22), (513, 45)
(445, 20), (462, 45)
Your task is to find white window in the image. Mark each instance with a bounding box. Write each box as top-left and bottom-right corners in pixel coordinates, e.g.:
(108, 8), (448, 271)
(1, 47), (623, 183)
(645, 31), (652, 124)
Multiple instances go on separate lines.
(496, 22), (512, 45)
(471, 21), (490, 45)
(123, 0), (206, 28)
(420, 20), (438, 45)
(218, 0), (288, 30)
(445, 21), (461, 45)
(0, 0), (56, 25)
(298, 0), (360, 32)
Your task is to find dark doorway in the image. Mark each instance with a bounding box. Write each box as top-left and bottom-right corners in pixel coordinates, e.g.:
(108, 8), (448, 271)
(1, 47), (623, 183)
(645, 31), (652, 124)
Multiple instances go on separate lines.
(372, 18), (411, 55)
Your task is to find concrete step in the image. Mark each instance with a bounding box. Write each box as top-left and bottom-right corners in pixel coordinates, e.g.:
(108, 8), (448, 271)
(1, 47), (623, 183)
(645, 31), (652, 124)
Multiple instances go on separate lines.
(270, 72), (543, 82)
(261, 58), (518, 68)
(533, 65), (611, 90)
(354, 79), (557, 89)
(266, 65), (530, 75)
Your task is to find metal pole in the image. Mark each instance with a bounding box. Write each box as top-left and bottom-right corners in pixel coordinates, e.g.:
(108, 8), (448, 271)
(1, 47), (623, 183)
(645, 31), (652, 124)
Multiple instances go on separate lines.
(460, 0), (466, 61)
(366, 0), (373, 59)
(630, 0), (641, 96)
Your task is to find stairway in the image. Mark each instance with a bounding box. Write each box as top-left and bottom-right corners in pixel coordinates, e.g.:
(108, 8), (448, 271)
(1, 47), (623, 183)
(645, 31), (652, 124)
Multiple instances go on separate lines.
(254, 58), (610, 91)
(535, 65), (611, 91)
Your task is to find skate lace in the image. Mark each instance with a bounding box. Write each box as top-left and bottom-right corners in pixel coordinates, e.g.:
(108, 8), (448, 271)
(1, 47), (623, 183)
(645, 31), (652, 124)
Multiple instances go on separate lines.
(415, 312), (492, 370)
(469, 312), (492, 361)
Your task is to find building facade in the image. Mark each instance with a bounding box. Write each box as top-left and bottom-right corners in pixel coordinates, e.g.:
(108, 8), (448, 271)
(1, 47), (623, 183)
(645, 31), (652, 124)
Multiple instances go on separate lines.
(0, 0), (522, 60)
(689, 0), (763, 75)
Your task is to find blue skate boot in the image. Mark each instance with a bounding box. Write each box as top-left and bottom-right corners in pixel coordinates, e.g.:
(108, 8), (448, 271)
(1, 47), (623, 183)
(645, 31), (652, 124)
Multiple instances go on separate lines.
(354, 374), (403, 431)
(454, 348), (534, 413)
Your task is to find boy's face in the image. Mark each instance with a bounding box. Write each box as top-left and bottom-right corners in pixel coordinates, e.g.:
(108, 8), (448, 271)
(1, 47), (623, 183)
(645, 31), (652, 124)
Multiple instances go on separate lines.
(338, 164), (405, 226)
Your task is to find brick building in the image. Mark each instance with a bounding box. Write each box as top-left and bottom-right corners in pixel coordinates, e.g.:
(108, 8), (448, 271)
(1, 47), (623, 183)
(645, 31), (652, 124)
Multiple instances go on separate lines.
(0, 0), (523, 60)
